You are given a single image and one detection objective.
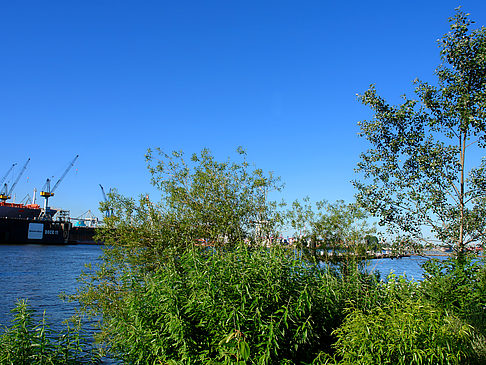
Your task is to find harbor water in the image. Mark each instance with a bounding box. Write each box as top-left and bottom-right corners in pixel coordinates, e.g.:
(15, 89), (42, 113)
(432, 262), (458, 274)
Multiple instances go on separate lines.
(367, 254), (440, 281)
(0, 244), (449, 329)
(0, 244), (103, 329)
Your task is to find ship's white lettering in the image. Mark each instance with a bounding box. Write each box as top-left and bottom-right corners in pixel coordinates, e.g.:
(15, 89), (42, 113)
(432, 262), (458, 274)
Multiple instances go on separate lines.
(44, 230), (58, 235)
(28, 223), (44, 239)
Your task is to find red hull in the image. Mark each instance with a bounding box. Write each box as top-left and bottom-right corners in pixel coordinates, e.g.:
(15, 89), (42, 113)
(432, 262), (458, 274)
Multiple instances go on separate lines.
(0, 202), (56, 220)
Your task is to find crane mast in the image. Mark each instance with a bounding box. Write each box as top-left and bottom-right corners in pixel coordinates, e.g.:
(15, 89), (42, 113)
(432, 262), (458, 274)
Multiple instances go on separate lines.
(99, 184), (113, 218)
(40, 155), (79, 219)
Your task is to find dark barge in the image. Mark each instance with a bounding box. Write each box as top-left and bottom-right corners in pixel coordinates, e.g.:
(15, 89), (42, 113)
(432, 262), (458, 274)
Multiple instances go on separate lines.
(68, 226), (98, 244)
(0, 217), (101, 245)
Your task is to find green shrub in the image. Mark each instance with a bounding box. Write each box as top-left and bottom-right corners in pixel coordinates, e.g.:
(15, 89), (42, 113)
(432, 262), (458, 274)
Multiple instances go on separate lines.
(329, 299), (479, 365)
(420, 256), (486, 333)
(95, 246), (351, 364)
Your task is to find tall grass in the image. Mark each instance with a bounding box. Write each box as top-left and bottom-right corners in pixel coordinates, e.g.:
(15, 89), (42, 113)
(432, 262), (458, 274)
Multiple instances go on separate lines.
(329, 299), (478, 365)
(98, 245), (353, 364)
(0, 299), (99, 364)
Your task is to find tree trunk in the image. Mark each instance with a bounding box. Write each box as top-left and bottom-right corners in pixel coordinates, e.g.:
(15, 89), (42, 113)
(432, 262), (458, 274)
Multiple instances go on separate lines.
(458, 132), (466, 260)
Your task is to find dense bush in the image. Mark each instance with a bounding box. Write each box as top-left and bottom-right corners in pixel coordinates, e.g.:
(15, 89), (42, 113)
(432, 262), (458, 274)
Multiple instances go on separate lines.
(5, 256), (486, 364)
(7, 144), (477, 363)
(421, 256), (486, 332)
(96, 246), (350, 364)
(329, 299), (478, 365)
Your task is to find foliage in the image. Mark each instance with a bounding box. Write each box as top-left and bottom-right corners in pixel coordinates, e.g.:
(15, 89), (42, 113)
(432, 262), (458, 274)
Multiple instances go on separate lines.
(75, 124), (486, 365)
(329, 299), (479, 365)
(95, 147), (283, 271)
(353, 9), (486, 256)
(0, 300), (98, 364)
(75, 243), (486, 365)
(145, 146), (283, 246)
(81, 246), (347, 364)
(286, 198), (378, 257)
(420, 256), (486, 332)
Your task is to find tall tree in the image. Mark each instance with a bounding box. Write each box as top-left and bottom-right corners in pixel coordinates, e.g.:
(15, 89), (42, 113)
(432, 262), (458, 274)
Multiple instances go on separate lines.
(354, 9), (486, 257)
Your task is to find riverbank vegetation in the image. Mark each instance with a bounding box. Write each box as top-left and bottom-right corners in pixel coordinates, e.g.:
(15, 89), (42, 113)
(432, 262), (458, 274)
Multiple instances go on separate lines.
(2, 246), (485, 364)
(1, 8), (486, 365)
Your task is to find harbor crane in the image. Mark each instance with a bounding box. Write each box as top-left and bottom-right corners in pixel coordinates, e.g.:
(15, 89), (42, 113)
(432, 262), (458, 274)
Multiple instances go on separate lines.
(1, 163), (16, 186)
(99, 184), (113, 218)
(70, 210), (100, 227)
(40, 155), (79, 218)
(0, 159), (30, 202)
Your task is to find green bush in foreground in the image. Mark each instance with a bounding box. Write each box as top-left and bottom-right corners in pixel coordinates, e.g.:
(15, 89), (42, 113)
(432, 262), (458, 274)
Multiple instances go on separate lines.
(95, 246), (350, 364)
(326, 300), (479, 365)
(421, 256), (486, 333)
(0, 300), (98, 364)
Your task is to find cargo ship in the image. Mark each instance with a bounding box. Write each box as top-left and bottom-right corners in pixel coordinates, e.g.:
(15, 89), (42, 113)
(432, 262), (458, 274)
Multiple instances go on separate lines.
(0, 201), (71, 244)
(69, 225), (98, 244)
(0, 201), (102, 244)
(0, 155), (94, 245)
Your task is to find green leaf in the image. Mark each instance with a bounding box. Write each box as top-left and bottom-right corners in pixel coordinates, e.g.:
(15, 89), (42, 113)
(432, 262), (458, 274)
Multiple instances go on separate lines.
(239, 340), (250, 361)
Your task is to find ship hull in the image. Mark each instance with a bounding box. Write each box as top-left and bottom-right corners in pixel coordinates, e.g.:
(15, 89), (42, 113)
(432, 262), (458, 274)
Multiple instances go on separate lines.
(68, 226), (98, 244)
(0, 217), (70, 244)
(0, 204), (40, 219)
(0, 202), (57, 220)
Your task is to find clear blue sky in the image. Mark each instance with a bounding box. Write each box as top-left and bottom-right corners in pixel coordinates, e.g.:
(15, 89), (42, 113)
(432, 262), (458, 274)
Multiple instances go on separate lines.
(1, 0), (486, 219)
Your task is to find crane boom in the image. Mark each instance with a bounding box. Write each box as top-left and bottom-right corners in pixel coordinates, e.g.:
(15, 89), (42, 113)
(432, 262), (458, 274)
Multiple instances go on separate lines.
(0, 159), (29, 201)
(51, 155), (79, 194)
(99, 184), (113, 218)
(99, 184), (107, 202)
(7, 158), (30, 197)
(1, 163), (16, 186)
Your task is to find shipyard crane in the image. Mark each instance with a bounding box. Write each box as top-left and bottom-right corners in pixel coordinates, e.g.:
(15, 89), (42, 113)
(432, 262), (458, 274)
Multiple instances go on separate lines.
(99, 184), (113, 218)
(71, 210), (99, 227)
(0, 159), (30, 202)
(1, 163), (16, 186)
(40, 155), (79, 218)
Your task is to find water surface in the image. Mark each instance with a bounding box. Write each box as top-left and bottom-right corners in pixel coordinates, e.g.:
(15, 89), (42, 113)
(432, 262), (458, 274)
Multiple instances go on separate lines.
(0, 245), (452, 328)
(0, 244), (103, 328)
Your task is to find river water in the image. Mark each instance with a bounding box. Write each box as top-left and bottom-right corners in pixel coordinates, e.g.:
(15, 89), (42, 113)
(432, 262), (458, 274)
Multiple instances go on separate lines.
(367, 254), (436, 281)
(0, 244), (103, 329)
(0, 244), (449, 330)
